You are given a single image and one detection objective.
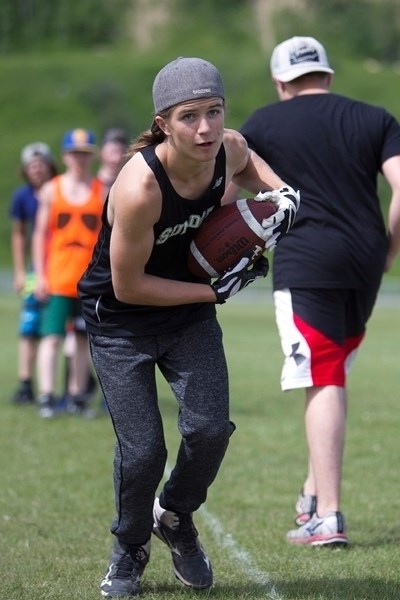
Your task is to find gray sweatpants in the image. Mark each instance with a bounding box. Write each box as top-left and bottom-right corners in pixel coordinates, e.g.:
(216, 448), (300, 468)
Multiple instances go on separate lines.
(89, 318), (234, 545)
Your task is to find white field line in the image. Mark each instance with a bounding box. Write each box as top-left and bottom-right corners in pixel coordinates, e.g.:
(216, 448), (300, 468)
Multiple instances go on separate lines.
(164, 464), (284, 599)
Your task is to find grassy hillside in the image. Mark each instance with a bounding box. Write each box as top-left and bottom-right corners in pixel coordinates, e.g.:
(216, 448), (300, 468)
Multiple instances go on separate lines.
(1, 22), (400, 274)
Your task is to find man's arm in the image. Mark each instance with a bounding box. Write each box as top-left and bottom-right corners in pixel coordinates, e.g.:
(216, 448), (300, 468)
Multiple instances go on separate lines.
(11, 220), (27, 293)
(222, 130), (285, 203)
(233, 148), (285, 194)
(32, 180), (54, 300)
(222, 130), (300, 250)
(382, 155), (400, 271)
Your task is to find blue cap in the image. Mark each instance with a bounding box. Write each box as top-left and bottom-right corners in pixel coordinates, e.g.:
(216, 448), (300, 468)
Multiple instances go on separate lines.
(62, 128), (97, 153)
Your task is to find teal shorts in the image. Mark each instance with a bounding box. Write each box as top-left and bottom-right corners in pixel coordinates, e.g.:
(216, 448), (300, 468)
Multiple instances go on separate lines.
(40, 295), (85, 337)
(19, 294), (42, 337)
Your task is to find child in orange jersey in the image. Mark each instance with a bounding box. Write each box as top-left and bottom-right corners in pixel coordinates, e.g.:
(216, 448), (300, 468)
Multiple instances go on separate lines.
(33, 129), (105, 418)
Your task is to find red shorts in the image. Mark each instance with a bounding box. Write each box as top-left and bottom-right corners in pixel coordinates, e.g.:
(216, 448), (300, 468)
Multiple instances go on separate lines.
(273, 288), (376, 390)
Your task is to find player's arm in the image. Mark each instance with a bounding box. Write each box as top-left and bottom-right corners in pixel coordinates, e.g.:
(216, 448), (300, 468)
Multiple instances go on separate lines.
(222, 129), (285, 200)
(32, 180), (54, 300)
(11, 219), (27, 293)
(109, 157), (216, 306)
(382, 155), (400, 271)
(222, 129), (300, 250)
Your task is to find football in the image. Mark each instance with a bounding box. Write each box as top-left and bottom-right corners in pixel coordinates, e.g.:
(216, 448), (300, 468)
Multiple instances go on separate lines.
(188, 198), (277, 278)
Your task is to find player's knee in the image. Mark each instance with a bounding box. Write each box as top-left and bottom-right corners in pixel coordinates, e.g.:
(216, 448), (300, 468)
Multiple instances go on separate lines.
(185, 418), (235, 450)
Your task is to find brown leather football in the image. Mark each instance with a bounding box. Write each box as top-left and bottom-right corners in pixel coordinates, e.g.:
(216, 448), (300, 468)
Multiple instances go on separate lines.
(188, 198), (277, 278)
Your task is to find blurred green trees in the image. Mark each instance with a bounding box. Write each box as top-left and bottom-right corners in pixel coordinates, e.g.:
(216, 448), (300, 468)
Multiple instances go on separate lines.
(1, 0), (399, 65)
(0, 0), (130, 52)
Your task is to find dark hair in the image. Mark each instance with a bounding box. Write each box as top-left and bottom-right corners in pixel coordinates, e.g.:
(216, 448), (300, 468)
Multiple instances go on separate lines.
(102, 127), (130, 146)
(289, 71), (331, 84)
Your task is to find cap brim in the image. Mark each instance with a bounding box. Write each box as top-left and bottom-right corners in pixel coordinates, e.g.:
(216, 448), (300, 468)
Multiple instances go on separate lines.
(64, 146), (96, 153)
(21, 154), (52, 166)
(274, 65), (334, 82)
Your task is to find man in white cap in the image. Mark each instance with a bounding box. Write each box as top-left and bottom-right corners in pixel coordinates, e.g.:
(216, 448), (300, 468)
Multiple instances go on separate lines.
(225, 36), (400, 546)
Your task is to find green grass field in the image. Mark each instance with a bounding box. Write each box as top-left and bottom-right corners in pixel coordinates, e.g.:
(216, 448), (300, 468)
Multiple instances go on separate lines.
(1, 286), (400, 600)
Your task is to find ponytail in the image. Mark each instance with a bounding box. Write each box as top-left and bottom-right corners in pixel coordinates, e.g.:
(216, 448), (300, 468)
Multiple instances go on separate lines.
(126, 110), (171, 158)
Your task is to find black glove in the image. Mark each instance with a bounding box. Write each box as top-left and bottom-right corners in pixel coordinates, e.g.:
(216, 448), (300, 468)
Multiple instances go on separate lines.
(211, 250), (269, 304)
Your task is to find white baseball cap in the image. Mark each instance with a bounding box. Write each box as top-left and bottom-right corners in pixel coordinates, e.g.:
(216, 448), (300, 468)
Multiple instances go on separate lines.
(270, 36), (334, 82)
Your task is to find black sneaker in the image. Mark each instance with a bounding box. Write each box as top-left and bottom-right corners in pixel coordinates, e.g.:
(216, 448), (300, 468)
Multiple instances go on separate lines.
(37, 393), (57, 419)
(152, 497), (213, 589)
(11, 382), (34, 404)
(85, 371), (98, 400)
(101, 539), (150, 597)
(65, 394), (97, 419)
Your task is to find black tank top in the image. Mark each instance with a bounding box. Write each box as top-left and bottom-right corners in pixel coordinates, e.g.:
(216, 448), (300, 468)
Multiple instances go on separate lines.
(78, 143), (226, 336)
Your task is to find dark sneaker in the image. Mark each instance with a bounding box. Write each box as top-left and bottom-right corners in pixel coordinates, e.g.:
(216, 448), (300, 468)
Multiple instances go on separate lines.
(295, 489), (317, 525)
(37, 393), (57, 419)
(152, 497), (213, 589)
(287, 511), (349, 546)
(101, 539), (150, 597)
(85, 372), (98, 401)
(65, 394), (97, 419)
(11, 383), (34, 404)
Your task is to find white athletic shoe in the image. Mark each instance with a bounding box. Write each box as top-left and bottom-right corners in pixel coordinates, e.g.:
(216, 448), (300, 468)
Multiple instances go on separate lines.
(287, 511), (349, 546)
(295, 489), (317, 525)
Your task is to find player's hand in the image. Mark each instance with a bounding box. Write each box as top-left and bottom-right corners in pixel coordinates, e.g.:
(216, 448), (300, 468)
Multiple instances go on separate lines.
(14, 272), (26, 295)
(34, 275), (49, 302)
(211, 249), (269, 304)
(254, 186), (300, 251)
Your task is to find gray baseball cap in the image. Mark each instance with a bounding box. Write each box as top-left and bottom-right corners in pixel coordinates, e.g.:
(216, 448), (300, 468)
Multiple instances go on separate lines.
(21, 142), (54, 166)
(152, 57), (225, 114)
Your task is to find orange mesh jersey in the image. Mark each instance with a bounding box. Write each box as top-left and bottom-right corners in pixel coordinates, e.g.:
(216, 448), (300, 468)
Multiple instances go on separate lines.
(46, 176), (104, 297)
